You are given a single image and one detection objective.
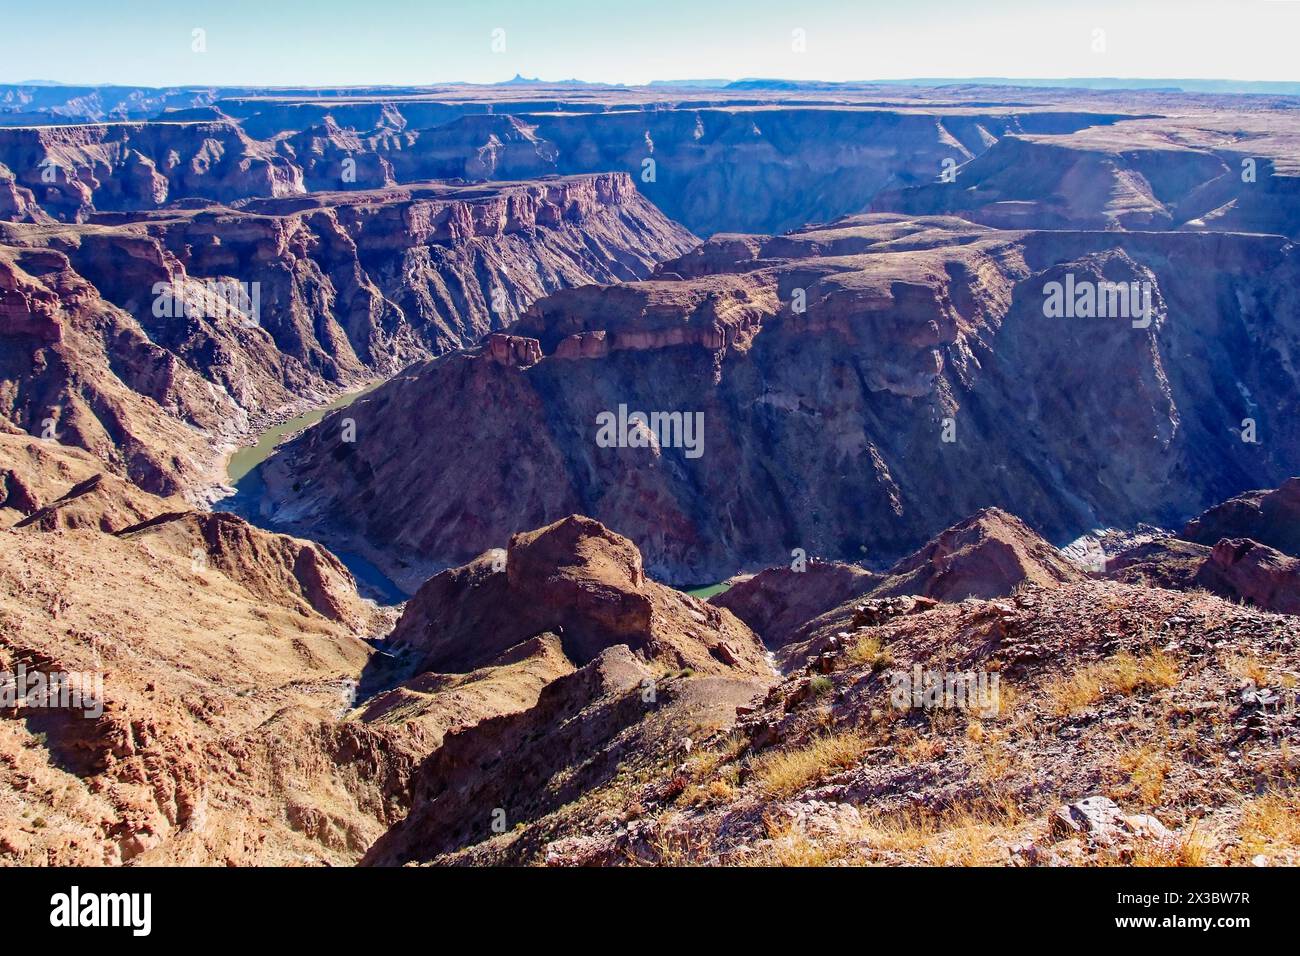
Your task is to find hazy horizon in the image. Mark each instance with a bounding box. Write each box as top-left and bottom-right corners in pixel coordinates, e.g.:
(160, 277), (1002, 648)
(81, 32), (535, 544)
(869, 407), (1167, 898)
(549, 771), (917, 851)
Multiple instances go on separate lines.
(4, 0), (1300, 88)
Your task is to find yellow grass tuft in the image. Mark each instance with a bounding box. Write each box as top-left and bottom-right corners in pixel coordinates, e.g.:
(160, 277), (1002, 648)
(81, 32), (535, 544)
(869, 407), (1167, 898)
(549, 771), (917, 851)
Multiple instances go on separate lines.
(1237, 791), (1300, 862)
(847, 635), (894, 670)
(1115, 743), (1171, 807)
(1046, 649), (1180, 716)
(1224, 652), (1272, 687)
(751, 731), (868, 798)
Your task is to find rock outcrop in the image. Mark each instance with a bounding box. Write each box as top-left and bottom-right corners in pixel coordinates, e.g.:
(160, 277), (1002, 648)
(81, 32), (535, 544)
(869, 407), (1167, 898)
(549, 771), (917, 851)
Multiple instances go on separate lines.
(1195, 538), (1300, 615)
(872, 508), (1084, 602)
(1102, 481), (1300, 615)
(712, 562), (882, 649)
(718, 508), (1083, 649)
(1182, 478), (1300, 558)
(388, 515), (771, 679)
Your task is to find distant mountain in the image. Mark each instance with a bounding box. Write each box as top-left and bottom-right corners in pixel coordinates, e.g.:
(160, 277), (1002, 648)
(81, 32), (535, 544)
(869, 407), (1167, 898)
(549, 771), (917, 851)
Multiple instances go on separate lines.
(725, 76), (1300, 96)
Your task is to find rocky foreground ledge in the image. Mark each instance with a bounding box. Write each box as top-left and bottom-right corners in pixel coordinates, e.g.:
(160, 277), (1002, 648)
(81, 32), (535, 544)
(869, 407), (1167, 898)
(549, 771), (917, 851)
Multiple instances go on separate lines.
(4, 433), (1296, 866)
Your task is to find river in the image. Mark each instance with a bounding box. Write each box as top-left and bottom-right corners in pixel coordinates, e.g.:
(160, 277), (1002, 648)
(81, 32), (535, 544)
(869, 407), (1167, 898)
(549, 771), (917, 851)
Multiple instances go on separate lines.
(220, 381), (407, 605)
(221, 382), (738, 606)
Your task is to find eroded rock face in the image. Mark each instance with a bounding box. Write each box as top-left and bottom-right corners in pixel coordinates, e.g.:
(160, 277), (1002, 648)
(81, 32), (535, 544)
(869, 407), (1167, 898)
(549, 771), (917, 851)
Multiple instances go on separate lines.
(1197, 538), (1300, 615)
(1182, 478), (1300, 558)
(0, 433), (180, 531)
(259, 215), (1300, 588)
(0, 174), (693, 499)
(720, 508), (1082, 656)
(388, 515), (771, 679)
(0, 438), (421, 866)
(1110, 533), (1300, 617)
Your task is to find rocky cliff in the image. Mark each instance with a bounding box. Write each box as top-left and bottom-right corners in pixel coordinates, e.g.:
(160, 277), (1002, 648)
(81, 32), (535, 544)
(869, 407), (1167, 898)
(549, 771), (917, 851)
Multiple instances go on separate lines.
(0, 173), (693, 498)
(0, 89), (1150, 236)
(256, 213), (1300, 588)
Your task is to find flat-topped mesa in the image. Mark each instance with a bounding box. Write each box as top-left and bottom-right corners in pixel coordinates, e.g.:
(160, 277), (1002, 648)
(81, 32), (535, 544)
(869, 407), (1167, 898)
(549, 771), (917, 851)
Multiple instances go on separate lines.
(512, 218), (982, 391)
(871, 124), (1300, 239)
(288, 114), (561, 190)
(511, 274), (778, 358)
(388, 514), (772, 680)
(0, 100), (1131, 234)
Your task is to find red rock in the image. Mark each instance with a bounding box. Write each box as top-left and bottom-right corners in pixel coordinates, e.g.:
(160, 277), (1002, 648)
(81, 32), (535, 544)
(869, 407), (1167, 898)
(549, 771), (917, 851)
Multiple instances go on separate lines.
(1183, 479), (1300, 558)
(1195, 538), (1300, 615)
(388, 514), (772, 679)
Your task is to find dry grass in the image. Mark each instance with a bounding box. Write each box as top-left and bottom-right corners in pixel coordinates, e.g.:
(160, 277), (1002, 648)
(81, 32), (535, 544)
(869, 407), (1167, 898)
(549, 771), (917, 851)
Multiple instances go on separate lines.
(1224, 652), (1273, 687)
(964, 723), (1016, 783)
(1046, 649), (1181, 716)
(644, 812), (710, 866)
(847, 635), (893, 670)
(1236, 791), (1300, 863)
(857, 799), (1023, 865)
(1121, 827), (1213, 867)
(685, 732), (746, 781)
(680, 778), (738, 807)
(896, 732), (946, 765)
(1114, 743), (1171, 807)
(737, 816), (852, 866)
(750, 730), (868, 798)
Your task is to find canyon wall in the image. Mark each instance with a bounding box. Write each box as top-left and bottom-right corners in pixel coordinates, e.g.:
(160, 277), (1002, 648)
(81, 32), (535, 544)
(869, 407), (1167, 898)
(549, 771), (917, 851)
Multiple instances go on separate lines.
(0, 173), (693, 498)
(256, 214), (1300, 589)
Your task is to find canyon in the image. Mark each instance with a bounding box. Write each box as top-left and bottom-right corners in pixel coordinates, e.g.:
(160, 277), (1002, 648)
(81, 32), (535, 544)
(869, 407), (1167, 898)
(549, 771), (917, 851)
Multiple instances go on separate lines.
(1, 172), (691, 499)
(1, 79), (1299, 868)
(253, 213), (1300, 589)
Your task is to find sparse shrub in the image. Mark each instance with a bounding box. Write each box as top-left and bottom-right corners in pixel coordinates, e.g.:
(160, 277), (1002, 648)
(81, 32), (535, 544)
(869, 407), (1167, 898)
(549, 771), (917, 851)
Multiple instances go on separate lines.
(809, 675), (833, 697)
(847, 635), (893, 670)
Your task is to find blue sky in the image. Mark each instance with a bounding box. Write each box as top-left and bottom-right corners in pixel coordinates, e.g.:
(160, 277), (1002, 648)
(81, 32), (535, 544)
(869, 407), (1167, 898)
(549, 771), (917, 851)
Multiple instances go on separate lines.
(3, 0), (1298, 87)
